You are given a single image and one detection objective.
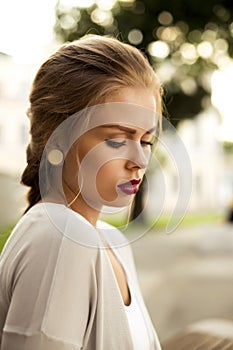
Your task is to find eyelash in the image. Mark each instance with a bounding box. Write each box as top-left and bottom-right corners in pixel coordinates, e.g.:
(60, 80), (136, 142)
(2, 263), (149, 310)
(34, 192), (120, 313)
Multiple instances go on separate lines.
(105, 140), (127, 148)
(105, 139), (154, 148)
(141, 141), (154, 147)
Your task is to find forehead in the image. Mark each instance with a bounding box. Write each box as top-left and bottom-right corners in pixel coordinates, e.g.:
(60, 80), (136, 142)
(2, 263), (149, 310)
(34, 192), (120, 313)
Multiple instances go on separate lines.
(49, 101), (159, 152)
(98, 124), (156, 136)
(105, 87), (157, 111)
(86, 102), (157, 132)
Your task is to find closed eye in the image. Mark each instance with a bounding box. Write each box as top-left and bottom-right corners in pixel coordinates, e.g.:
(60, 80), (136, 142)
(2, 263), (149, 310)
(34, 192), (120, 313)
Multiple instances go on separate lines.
(141, 141), (154, 147)
(105, 139), (127, 148)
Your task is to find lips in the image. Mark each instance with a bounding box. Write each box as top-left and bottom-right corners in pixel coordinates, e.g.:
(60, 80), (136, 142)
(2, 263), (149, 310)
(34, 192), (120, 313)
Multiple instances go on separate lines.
(117, 179), (141, 195)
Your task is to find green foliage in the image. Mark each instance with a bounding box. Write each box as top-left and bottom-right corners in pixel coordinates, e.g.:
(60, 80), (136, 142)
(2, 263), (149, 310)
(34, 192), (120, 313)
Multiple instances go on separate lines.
(150, 211), (224, 230)
(54, 0), (233, 126)
(0, 225), (14, 253)
(102, 210), (224, 230)
(223, 141), (233, 153)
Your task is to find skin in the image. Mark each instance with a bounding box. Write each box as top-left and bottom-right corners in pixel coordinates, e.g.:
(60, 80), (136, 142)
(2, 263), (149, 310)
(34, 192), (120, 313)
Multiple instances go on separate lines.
(41, 87), (158, 306)
(62, 87), (157, 227)
(36, 87), (157, 306)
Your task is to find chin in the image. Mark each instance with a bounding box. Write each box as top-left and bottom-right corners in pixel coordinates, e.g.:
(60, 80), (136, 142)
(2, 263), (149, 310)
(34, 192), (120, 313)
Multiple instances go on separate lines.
(101, 195), (134, 208)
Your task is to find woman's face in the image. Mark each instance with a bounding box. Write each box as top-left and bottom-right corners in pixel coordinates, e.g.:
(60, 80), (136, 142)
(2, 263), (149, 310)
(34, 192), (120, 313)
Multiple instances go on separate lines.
(64, 87), (157, 210)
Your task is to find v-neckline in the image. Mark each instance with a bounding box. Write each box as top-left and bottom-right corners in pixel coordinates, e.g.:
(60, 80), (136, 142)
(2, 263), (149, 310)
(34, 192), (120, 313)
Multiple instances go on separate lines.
(96, 227), (132, 307)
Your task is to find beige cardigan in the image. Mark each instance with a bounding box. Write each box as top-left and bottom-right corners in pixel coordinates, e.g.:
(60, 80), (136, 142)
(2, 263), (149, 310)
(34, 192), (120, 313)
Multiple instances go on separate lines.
(0, 203), (161, 349)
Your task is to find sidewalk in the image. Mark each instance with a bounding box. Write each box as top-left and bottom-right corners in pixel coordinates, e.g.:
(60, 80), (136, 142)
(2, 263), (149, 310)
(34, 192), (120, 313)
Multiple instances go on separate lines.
(130, 222), (233, 341)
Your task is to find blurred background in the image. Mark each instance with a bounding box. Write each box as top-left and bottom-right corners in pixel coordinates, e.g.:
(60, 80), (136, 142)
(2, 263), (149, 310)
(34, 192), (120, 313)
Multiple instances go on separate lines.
(0, 0), (233, 342)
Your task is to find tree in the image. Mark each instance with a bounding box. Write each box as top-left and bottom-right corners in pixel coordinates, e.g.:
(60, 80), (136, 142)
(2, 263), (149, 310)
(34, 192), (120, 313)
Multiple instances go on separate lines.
(54, 0), (233, 126)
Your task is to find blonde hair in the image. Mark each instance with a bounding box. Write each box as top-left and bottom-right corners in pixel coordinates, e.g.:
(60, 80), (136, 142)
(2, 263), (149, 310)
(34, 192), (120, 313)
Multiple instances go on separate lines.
(21, 35), (163, 213)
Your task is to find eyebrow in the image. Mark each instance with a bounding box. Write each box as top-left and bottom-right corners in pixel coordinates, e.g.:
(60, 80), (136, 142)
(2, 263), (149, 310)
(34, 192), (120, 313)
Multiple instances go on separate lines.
(101, 124), (156, 135)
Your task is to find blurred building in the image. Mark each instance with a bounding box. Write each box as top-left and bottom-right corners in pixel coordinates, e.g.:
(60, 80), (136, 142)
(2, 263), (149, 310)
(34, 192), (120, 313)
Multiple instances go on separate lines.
(147, 107), (232, 219)
(0, 53), (33, 174)
(0, 53), (34, 227)
(178, 107), (226, 210)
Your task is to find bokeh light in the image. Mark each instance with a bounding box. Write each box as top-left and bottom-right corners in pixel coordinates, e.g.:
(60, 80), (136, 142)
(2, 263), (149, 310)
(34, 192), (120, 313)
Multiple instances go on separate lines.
(148, 41), (170, 59)
(96, 0), (117, 10)
(128, 29), (143, 45)
(197, 41), (213, 59)
(180, 43), (198, 64)
(91, 8), (113, 26)
(158, 11), (173, 26)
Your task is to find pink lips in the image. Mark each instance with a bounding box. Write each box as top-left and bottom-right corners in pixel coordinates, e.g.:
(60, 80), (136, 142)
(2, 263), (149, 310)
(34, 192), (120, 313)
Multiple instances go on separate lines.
(117, 179), (141, 195)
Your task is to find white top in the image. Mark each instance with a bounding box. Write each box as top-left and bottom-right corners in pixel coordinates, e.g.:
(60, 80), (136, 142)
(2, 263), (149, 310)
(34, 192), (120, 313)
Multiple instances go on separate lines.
(0, 202), (161, 350)
(124, 286), (151, 350)
(111, 247), (151, 350)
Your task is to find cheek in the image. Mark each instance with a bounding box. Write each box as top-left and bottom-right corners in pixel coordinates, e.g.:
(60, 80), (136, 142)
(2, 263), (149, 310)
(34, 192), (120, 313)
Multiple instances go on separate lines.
(95, 160), (125, 202)
(96, 161), (121, 187)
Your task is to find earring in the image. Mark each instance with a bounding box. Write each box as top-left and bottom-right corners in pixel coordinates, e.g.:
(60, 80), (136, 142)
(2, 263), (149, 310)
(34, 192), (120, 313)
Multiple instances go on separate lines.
(48, 149), (64, 165)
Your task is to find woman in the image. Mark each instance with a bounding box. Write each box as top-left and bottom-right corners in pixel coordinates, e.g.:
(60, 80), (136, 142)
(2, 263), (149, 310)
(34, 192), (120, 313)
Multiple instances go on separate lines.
(0, 35), (163, 349)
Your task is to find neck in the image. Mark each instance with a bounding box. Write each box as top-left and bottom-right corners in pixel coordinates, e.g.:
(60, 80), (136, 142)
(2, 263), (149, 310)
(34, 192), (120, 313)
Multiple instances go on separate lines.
(68, 195), (101, 227)
(61, 179), (102, 226)
(38, 193), (101, 227)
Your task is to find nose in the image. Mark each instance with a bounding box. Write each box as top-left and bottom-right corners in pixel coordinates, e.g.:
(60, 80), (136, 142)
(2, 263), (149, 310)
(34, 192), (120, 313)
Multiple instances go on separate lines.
(126, 141), (149, 170)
